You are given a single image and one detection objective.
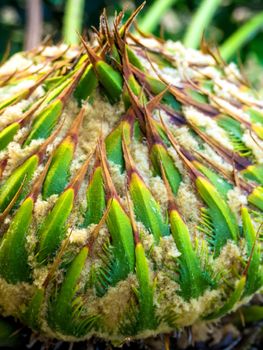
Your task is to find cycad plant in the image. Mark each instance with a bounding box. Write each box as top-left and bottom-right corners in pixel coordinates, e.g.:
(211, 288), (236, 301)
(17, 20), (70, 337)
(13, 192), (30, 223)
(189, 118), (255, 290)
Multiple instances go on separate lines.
(0, 4), (262, 344)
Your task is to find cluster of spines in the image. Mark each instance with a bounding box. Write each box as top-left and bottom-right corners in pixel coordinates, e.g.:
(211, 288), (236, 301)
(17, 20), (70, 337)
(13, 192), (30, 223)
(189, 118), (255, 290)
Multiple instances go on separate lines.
(0, 4), (262, 341)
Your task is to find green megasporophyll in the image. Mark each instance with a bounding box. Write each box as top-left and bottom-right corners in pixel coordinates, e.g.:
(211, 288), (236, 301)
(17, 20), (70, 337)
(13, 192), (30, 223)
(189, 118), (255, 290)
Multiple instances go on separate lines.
(0, 6), (262, 344)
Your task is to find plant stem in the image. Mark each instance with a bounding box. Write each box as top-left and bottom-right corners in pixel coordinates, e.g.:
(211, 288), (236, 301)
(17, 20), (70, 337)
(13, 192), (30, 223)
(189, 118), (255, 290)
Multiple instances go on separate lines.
(138, 0), (178, 33)
(183, 0), (221, 49)
(63, 0), (85, 45)
(220, 11), (263, 61)
(25, 0), (43, 50)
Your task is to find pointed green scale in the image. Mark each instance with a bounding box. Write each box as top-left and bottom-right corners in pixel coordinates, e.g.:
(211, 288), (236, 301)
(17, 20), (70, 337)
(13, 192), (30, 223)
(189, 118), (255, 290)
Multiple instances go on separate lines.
(105, 124), (124, 171)
(135, 242), (156, 330)
(126, 46), (144, 71)
(95, 61), (123, 103)
(216, 115), (251, 157)
(0, 70), (53, 112)
(148, 51), (174, 69)
(129, 172), (169, 242)
(161, 92), (182, 112)
(37, 188), (74, 263)
(248, 186), (263, 211)
(132, 120), (142, 141)
(49, 247), (89, 335)
(195, 176), (239, 256)
(110, 44), (121, 65)
(143, 74), (182, 112)
(246, 107), (263, 126)
(42, 138), (75, 199)
(123, 74), (147, 109)
(185, 87), (209, 104)
(193, 161), (232, 199)
(105, 118), (132, 172)
(0, 197), (33, 283)
(43, 78), (72, 105)
(200, 80), (214, 94)
(241, 207), (263, 296)
(74, 53), (89, 69)
(83, 166), (105, 226)
(252, 124), (263, 140)
(0, 122), (20, 151)
(154, 122), (171, 147)
(106, 197), (135, 282)
(150, 143), (181, 195)
(44, 76), (65, 91)
(170, 208), (211, 300)
(204, 276), (246, 320)
(123, 75), (139, 109)
(43, 68), (77, 94)
(23, 99), (63, 146)
(0, 154), (38, 213)
(74, 64), (98, 105)
(145, 75), (166, 94)
(242, 164), (263, 185)
(0, 89), (28, 111)
(22, 288), (45, 330)
(217, 115), (243, 139)
(236, 305), (263, 324)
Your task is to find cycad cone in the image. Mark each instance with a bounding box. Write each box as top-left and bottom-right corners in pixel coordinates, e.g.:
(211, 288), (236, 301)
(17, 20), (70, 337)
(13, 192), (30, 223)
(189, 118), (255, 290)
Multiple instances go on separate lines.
(0, 7), (262, 344)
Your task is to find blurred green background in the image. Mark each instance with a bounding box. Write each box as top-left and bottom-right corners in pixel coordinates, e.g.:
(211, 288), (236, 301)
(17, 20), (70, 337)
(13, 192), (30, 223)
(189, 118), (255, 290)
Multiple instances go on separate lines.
(1, 0), (263, 89)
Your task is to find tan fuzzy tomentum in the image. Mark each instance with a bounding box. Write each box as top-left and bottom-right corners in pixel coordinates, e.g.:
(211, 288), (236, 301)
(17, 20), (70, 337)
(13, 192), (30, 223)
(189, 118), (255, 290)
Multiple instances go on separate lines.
(0, 7), (262, 344)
